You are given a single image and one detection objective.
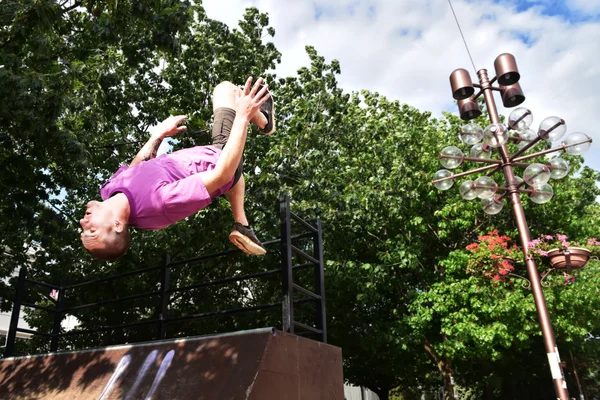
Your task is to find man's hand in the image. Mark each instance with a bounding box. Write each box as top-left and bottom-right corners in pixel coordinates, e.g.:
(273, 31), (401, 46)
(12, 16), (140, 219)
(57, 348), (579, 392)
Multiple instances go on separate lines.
(235, 78), (270, 122)
(130, 115), (187, 167)
(150, 115), (188, 139)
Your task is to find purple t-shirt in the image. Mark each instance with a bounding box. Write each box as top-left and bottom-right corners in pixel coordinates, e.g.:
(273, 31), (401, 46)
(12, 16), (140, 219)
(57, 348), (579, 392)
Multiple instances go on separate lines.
(101, 146), (233, 230)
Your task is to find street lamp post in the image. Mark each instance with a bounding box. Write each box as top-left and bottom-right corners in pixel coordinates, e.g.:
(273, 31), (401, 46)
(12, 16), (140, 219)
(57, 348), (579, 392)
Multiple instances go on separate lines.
(432, 53), (592, 400)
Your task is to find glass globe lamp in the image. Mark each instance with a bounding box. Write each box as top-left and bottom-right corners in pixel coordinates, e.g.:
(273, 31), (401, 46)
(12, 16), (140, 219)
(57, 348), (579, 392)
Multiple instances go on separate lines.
(482, 197), (504, 215)
(483, 123), (508, 148)
(523, 163), (551, 187)
(433, 170), (454, 190)
(459, 180), (478, 200)
(469, 143), (491, 159)
(514, 175), (523, 185)
(459, 123), (484, 145)
(562, 132), (591, 155)
(548, 158), (569, 180)
(508, 107), (533, 131)
(440, 146), (464, 169)
(516, 129), (537, 149)
(530, 184), (553, 204)
(538, 116), (566, 141)
(474, 176), (497, 199)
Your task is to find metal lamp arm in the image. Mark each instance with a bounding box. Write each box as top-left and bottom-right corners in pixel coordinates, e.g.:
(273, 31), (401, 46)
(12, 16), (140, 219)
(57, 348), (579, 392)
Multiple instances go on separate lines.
(513, 138), (593, 163)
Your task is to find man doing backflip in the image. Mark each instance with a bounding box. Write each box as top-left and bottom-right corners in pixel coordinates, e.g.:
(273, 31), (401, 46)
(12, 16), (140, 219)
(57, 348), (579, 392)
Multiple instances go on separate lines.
(79, 77), (274, 260)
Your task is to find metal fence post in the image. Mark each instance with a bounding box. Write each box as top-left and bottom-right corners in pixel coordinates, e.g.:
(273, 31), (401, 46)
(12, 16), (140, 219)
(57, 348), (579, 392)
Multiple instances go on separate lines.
(5, 267), (26, 357)
(313, 219), (327, 343)
(50, 281), (65, 352)
(280, 195), (294, 334)
(157, 254), (171, 340)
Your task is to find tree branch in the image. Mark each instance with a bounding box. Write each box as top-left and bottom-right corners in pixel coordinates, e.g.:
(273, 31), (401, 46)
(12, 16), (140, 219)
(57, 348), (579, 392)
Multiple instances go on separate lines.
(48, 200), (80, 226)
(61, 1), (83, 14)
(427, 224), (448, 249)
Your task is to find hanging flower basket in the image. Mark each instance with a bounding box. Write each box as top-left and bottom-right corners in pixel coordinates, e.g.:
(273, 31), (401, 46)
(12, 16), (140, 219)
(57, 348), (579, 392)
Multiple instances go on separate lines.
(546, 247), (591, 270)
(465, 230), (521, 281)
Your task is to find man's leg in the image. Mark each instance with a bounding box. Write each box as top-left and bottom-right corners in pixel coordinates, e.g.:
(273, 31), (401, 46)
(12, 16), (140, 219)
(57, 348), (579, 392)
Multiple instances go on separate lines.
(210, 81), (268, 151)
(201, 79), (269, 255)
(198, 79), (268, 194)
(225, 176), (266, 255)
(224, 174), (249, 226)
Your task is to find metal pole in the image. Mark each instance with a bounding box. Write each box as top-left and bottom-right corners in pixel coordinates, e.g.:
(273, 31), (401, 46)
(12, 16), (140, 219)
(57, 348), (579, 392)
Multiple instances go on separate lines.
(478, 68), (570, 400)
(570, 350), (586, 400)
(313, 219), (327, 343)
(50, 281), (65, 352)
(5, 268), (26, 357)
(157, 254), (171, 340)
(280, 195), (294, 334)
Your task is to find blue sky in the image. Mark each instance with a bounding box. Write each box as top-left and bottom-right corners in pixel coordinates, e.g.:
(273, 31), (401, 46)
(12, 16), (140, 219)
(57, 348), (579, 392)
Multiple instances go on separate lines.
(314, 0), (600, 24)
(493, 0), (600, 22)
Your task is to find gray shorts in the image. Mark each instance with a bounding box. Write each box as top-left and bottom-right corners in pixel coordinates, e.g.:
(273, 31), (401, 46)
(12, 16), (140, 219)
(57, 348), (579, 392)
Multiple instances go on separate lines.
(212, 107), (243, 187)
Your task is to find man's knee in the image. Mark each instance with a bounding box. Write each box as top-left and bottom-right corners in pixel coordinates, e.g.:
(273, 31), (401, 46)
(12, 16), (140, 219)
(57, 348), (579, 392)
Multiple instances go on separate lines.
(213, 81), (239, 100)
(212, 81), (239, 110)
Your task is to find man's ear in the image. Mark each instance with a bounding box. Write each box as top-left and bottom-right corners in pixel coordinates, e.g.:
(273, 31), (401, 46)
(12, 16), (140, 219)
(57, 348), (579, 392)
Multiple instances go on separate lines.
(113, 219), (124, 233)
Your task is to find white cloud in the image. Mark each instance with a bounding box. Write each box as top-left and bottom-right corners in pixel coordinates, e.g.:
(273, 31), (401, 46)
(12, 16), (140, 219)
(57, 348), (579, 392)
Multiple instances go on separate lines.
(566, 0), (600, 14)
(203, 0), (600, 172)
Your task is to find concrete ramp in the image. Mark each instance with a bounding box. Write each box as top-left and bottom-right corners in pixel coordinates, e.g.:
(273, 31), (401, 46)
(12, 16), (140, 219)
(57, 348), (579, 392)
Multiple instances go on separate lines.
(0, 328), (343, 400)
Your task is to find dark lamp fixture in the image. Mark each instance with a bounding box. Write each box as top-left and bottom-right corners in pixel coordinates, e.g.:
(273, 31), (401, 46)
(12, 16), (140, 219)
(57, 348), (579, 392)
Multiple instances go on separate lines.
(494, 53), (520, 85)
(458, 97), (482, 120)
(501, 82), (525, 107)
(450, 68), (475, 100)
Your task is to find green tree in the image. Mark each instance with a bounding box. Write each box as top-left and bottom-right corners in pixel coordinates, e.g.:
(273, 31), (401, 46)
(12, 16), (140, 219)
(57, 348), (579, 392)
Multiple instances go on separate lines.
(0, 0), (193, 301)
(243, 47), (458, 399)
(1, 1), (283, 350)
(250, 48), (600, 398)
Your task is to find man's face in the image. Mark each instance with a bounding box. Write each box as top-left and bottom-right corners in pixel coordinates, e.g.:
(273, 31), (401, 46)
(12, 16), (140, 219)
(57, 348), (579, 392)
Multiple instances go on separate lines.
(80, 201), (113, 250)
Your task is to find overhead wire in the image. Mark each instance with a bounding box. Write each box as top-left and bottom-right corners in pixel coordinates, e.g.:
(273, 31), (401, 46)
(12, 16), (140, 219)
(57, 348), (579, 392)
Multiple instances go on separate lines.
(447, 0), (477, 73)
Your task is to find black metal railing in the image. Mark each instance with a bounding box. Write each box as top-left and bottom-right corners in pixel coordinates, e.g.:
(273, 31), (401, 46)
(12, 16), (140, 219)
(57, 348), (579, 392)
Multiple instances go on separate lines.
(4, 195), (327, 357)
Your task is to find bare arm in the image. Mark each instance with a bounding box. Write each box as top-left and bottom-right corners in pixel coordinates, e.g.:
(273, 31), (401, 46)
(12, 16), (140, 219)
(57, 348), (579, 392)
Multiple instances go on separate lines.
(130, 115), (187, 167)
(130, 135), (164, 167)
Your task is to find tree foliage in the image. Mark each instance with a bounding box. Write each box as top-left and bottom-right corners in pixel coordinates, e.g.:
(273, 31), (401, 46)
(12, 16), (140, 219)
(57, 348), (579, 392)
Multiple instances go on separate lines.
(1, 0), (283, 349)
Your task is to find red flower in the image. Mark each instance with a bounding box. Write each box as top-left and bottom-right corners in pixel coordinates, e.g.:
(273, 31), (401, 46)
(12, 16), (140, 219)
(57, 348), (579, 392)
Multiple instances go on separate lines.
(466, 243), (479, 251)
(501, 260), (514, 271)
